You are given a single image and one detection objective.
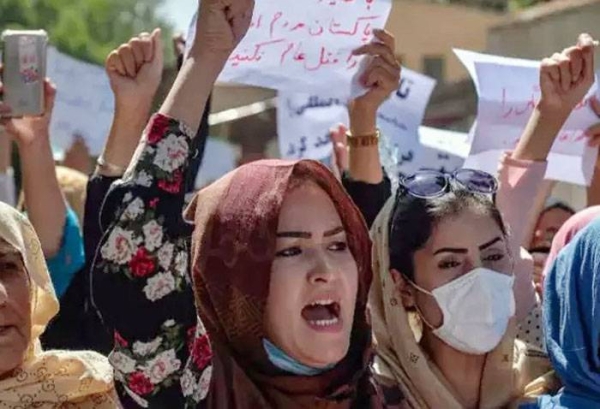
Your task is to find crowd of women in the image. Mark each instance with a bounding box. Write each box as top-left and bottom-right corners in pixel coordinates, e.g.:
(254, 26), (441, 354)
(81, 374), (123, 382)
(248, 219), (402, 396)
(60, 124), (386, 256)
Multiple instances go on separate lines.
(1, 0), (600, 407)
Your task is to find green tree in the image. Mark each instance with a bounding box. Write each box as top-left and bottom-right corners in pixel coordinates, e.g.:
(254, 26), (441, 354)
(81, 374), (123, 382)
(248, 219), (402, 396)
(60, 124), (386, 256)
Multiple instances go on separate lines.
(0, 0), (174, 65)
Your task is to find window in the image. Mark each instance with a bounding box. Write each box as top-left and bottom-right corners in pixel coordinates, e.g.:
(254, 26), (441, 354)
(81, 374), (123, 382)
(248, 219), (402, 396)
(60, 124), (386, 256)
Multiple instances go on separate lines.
(423, 55), (445, 82)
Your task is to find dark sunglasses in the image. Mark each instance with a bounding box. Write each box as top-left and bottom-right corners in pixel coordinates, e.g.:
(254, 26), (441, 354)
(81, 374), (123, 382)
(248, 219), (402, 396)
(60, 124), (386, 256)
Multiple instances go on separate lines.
(398, 169), (498, 199)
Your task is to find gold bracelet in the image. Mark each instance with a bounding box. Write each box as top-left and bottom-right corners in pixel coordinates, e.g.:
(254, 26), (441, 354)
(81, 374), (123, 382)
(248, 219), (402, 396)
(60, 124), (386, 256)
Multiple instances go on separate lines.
(346, 129), (380, 148)
(96, 156), (126, 176)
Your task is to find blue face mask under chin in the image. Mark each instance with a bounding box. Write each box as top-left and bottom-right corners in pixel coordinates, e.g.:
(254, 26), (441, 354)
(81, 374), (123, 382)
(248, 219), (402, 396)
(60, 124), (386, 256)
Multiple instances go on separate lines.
(263, 338), (336, 376)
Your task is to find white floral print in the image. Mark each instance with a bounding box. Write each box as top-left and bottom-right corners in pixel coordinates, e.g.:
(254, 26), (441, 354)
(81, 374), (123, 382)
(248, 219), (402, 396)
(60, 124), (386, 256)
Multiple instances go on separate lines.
(133, 337), (163, 357)
(143, 220), (164, 251)
(101, 227), (140, 265)
(193, 365), (212, 402)
(153, 134), (189, 172)
(180, 368), (196, 398)
(158, 243), (174, 270)
(124, 198), (145, 220)
(136, 170), (153, 187)
(143, 271), (177, 302)
(144, 349), (182, 385)
(174, 252), (188, 276)
(109, 351), (137, 375)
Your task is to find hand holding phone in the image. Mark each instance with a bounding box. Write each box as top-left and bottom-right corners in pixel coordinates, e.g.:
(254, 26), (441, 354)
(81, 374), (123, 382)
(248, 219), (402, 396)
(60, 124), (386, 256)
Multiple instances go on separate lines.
(1, 30), (48, 118)
(0, 58), (56, 151)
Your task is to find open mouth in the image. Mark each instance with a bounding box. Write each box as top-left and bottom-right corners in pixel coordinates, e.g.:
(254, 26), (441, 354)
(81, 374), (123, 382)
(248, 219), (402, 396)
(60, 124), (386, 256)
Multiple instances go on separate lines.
(0, 325), (14, 336)
(301, 299), (342, 329)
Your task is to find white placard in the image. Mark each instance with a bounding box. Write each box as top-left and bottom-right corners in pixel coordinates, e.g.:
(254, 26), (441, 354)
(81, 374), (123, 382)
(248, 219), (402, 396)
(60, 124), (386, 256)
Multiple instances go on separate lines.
(277, 93), (347, 160)
(277, 68), (458, 175)
(377, 69), (437, 174)
(417, 126), (468, 173)
(187, 0), (392, 96)
(458, 49), (599, 185)
(47, 47), (114, 156)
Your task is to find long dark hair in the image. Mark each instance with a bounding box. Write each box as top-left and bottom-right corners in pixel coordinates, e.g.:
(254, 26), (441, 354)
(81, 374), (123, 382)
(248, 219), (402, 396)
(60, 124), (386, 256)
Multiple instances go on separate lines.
(388, 183), (508, 281)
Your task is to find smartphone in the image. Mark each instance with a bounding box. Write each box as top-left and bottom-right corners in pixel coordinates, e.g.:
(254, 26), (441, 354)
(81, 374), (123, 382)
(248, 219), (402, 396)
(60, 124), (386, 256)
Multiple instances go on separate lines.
(1, 30), (48, 117)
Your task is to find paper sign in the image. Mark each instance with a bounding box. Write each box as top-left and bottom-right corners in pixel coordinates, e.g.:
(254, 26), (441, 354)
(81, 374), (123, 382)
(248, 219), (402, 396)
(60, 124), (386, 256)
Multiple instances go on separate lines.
(47, 47), (114, 156)
(377, 69), (437, 175)
(187, 0), (392, 95)
(195, 138), (238, 189)
(277, 93), (348, 160)
(417, 126), (468, 173)
(460, 50), (599, 185)
(419, 126), (470, 159)
(277, 67), (460, 175)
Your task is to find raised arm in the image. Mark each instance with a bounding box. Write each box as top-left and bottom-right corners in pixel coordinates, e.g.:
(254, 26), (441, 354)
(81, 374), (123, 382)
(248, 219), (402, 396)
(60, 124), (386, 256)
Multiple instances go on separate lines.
(90, 2), (255, 407)
(158, 0), (253, 135)
(0, 127), (15, 206)
(496, 34), (596, 324)
(1, 80), (67, 257)
(347, 29), (399, 184)
(97, 29), (164, 178)
(337, 30), (399, 226)
(499, 34), (596, 251)
(513, 35), (596, 162)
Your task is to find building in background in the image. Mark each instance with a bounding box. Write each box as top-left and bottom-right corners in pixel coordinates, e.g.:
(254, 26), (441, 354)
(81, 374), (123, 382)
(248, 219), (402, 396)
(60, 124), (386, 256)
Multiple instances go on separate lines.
(388, 0), (503, 83)
(488, 0), (600, 60)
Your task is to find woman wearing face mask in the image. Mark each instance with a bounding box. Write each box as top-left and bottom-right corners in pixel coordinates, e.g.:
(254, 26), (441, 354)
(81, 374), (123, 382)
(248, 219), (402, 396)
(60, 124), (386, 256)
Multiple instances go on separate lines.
(0, 202), (118, 408)
(369, 171), (552, 409)
(183, 160), (390, 408)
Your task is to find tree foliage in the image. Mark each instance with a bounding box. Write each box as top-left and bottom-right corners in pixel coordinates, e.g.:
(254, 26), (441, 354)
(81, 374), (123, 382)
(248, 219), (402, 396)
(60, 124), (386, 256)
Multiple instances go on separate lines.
(0, 0), (174, 65)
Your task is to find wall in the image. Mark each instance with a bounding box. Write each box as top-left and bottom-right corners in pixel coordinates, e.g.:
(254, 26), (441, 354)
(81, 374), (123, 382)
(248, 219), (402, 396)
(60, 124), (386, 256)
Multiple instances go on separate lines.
(488, 0), (600, 60)
(386, 0), (503, 82)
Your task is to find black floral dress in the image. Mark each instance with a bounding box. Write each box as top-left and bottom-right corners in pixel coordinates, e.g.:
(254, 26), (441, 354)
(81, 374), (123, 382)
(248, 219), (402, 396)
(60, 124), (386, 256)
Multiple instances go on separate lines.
(90, 114), (212, 408)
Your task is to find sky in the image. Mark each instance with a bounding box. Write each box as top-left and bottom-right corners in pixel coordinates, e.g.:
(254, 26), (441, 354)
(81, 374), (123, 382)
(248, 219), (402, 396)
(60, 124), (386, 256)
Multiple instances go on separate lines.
(160, 0), (197, 33)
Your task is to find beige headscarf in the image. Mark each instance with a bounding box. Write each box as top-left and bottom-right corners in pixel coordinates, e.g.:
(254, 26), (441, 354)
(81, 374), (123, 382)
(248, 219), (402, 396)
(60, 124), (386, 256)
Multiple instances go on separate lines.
(369, 198), (553, 409)
(0, 202), (118, 408)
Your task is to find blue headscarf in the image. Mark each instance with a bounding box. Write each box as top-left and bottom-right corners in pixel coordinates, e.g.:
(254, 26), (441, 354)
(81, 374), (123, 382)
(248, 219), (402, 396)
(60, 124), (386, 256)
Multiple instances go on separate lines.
(530, 218), (600, 408)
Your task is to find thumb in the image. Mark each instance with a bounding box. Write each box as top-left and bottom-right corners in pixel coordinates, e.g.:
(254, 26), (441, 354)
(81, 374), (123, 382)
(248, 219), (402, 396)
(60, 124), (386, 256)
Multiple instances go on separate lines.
(151, 28), (164, 69)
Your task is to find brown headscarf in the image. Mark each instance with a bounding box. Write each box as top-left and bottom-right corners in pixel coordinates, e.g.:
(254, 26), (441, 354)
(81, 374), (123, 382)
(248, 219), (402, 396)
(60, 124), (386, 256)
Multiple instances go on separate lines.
(185, 159), (381, 409)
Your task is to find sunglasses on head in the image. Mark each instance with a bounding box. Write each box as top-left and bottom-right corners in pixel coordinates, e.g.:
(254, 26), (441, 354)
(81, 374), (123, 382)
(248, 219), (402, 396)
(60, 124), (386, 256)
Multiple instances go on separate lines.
(398, 169), (498, 199)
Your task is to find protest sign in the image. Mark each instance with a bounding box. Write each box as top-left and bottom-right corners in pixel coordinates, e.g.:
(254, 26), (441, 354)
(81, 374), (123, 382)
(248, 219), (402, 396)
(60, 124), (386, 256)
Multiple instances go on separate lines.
(456, 49), (599, 186)
(417, 126), (468, 173)
(377, 69), (437, 174)
(187, 0), (392, 95)
(47, 47), (114, 156)
(277, 67), (457, 175)
(277, 93), (348, 160)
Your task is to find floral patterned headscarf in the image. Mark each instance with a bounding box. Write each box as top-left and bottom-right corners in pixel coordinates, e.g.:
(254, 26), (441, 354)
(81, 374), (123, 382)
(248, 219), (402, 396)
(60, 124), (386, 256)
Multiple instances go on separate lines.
(0, 202), (118, 408)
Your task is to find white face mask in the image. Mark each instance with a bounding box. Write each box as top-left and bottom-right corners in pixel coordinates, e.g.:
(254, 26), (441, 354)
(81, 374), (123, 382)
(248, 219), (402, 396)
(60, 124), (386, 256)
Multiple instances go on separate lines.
(412, 267), (515, 355)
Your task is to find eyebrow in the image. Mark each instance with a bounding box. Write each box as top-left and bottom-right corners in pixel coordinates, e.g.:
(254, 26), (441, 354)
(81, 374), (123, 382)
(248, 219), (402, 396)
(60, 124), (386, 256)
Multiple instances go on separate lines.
(433, 237), (503, 256)
(479, 237), (502, 250)
(276, 226), (345, 239)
